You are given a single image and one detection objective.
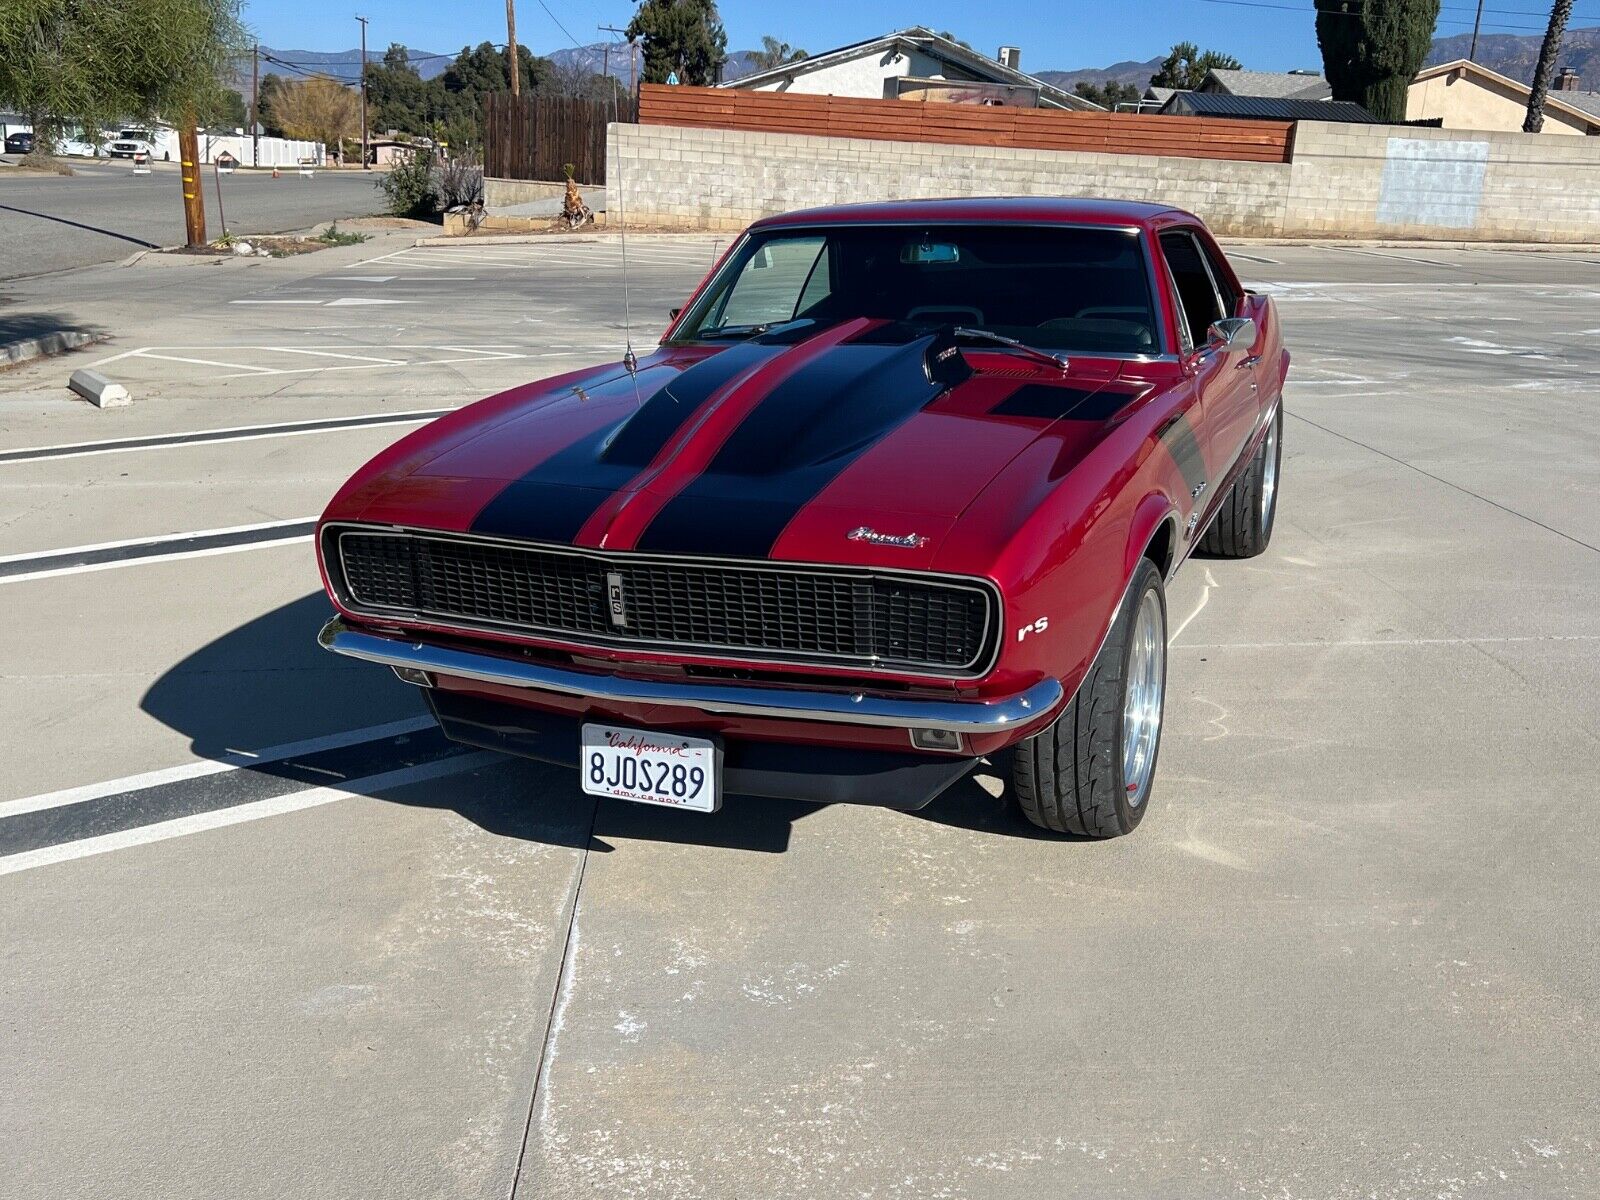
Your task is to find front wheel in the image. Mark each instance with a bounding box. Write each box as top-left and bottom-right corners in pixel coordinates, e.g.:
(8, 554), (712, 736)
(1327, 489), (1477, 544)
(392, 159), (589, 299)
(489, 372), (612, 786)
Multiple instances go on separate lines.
(1012, 559), (1168, 837)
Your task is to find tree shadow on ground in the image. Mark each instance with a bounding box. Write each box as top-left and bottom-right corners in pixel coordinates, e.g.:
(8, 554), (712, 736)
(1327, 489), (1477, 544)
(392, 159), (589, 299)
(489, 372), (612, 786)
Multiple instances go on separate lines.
(140, 592), (1071, 856)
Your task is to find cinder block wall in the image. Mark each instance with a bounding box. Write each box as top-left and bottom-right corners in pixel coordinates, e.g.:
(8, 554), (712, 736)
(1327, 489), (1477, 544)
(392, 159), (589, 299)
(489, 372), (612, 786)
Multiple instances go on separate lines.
(1282, 121), (1600, 241)
(609, 120), (1600, 243)
(607, 123), (1291, 237)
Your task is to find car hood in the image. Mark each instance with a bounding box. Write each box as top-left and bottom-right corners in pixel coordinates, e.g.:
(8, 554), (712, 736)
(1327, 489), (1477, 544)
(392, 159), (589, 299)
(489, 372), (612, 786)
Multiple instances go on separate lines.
(332, 319), (1148, 568)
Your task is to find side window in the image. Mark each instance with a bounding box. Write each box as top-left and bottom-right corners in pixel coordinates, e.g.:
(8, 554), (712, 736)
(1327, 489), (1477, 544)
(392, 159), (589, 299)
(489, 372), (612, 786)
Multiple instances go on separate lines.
(712, 236), (827, 329)
(1159, 231), (1222, 350)
(1196, 237), (1240, 316)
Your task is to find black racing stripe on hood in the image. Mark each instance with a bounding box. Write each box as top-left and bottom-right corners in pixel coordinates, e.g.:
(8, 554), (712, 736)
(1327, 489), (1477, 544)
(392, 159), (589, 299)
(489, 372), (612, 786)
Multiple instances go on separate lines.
(599, 343), (777, 467)
(469, 346), (775, 543)
(991, 382), (1144, 421)
(635, 337), (946, 557)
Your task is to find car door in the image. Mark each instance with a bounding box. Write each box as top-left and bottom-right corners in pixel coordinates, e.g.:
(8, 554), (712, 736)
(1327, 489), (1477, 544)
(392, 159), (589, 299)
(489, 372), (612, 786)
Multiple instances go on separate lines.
(1158, 228), (1260, 500)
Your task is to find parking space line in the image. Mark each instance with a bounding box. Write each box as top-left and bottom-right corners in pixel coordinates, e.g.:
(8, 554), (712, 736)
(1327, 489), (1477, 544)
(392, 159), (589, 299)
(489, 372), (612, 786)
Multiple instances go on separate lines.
(0, 408), (452, 465)
(0, 716), (436, 820)
(1328, 246), (1452, 268)
(0, 518), (316, 585)
(0, 752), (499, 877)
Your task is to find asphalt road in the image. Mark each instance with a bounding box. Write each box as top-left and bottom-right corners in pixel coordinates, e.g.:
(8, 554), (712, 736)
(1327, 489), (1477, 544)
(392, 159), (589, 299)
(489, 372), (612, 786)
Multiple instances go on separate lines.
(0, 157), (385, 280)
(1, 234), (1598, 1198)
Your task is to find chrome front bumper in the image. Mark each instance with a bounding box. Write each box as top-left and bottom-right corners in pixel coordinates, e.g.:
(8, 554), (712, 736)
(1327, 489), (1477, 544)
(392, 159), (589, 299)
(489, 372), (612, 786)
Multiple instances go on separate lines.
(318, 617), (1061, 734)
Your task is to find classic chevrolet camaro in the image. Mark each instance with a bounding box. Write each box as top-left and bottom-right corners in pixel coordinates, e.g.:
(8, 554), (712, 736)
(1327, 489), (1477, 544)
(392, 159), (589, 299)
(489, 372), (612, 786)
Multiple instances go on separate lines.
(317, 198), (1286, 837)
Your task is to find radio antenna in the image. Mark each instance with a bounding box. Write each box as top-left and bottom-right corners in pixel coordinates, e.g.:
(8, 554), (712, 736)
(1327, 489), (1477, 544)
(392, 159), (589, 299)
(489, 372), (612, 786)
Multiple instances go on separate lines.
(614, 126), (642, 408)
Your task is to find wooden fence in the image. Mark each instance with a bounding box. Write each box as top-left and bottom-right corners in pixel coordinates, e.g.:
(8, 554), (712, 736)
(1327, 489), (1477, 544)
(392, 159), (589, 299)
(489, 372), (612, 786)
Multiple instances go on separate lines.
(637, 84), (1294, 165)
(483, 93), (635, 183)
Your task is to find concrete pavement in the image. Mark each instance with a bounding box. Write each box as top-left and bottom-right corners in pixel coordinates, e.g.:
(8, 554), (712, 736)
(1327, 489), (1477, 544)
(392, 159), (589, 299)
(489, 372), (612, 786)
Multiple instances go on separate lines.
(1, 235), (1597, 1197)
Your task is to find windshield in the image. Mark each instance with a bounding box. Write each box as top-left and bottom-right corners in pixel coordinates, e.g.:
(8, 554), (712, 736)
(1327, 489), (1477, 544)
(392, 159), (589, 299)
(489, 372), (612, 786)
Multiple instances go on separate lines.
(673, 223), (1161, 356)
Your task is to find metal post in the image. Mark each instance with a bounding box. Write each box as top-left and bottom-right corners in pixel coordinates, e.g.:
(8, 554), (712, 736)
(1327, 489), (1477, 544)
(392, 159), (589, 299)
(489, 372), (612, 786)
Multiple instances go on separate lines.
(213, 161), (228, 236)
(356, 15), (369, 169)
(507, 1), (521, 97)
(251, 44), (260, 167)
(178, 122), (207, 247)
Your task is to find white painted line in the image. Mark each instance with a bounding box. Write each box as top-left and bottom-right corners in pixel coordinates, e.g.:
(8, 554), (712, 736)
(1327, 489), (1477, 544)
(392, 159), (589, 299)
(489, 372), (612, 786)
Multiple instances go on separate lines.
(1329, 246), (1451, 268)
(329, 275), (397, 282)
(0, 717), (436, 820)
(0, 517), (312, 566)
(326, 297), (411, 307)
(230, 299), (325, 305)
(1175, 634), (1600, 650)
(0, 535), (313, 585)
(0, 752), (499, 876)
(0, 408), (448, 464)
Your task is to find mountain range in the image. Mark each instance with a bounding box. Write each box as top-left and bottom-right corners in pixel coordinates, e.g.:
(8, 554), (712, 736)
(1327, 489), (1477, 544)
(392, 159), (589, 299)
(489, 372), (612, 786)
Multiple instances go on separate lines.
(245, 29), (1595, 96)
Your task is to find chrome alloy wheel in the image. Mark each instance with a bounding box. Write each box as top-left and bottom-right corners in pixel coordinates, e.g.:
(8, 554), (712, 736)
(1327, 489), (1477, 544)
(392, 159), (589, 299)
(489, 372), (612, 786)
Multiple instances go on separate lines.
(1121, 590), (1166, 807)
(1260, 412), (1280, 525)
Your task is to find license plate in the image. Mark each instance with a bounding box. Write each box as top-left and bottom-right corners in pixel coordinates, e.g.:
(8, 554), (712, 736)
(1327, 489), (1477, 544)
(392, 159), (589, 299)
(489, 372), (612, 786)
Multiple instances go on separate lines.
(580, 723), (720, 813)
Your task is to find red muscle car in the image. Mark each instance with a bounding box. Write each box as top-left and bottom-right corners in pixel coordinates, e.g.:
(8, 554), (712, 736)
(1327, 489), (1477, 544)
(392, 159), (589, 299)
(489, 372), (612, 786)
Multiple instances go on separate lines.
(317, 198), (1286, 837)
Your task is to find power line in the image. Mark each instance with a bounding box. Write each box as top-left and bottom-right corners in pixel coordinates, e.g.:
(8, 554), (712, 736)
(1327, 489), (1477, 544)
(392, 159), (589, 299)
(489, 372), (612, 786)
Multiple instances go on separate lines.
(1196, 0), (1600, 32)
(530, 0), (586, 50)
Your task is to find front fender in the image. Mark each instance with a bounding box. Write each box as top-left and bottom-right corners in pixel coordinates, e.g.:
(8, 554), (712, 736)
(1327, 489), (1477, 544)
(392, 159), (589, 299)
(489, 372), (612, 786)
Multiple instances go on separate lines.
(1125, 491), (1180, 582)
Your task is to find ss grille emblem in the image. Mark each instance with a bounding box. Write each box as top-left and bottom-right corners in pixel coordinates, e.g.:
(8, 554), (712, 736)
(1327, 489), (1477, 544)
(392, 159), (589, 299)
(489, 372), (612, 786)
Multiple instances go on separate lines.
(605, 571), (629, 628)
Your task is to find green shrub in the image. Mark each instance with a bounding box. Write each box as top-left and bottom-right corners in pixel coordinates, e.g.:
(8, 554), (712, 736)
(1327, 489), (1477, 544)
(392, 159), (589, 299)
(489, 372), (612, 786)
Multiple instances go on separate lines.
(376, 149), (437, 219)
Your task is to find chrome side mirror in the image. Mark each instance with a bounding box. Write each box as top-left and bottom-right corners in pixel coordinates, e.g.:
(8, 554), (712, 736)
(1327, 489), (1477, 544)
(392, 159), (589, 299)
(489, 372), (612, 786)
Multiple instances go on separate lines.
(1207, 316), (1256, 350)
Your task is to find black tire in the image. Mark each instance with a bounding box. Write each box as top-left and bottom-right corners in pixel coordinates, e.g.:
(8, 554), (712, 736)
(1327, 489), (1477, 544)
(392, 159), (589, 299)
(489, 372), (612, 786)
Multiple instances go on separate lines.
(1198, 404), (1282, 558)
(1012, 559), (1167, 838)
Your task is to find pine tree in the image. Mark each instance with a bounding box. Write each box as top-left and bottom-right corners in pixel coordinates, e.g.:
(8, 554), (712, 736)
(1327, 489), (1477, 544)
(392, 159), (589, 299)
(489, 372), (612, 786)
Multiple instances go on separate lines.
(1315, 0), (1442, 122)
(626, 0), (728, 86)
(1150, 42), (1242, 91)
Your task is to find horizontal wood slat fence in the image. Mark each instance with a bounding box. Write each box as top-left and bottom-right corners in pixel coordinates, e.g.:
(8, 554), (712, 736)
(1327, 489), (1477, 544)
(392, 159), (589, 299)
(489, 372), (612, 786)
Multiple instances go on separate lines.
(484, 93), (635, 183)
(638, 84), (1294, 164)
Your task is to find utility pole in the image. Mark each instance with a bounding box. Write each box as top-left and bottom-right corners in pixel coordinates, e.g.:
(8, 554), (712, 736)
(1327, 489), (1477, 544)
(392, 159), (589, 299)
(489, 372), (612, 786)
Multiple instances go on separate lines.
(250, 44), (260, 167)
(356, 14), (369, 169)
(599, 24), (629, 118)
(507, 1), (521, 96)
(178, 118), (207, 247)
(1468, 0), (1485, 61)
(600, 25), (636, 110)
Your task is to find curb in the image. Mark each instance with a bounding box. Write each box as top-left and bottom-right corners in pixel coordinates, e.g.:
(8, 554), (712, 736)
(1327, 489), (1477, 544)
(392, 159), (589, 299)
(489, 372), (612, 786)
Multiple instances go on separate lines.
(412, 229), (714, 248)
(1, 330), (99, 368)
(1220, 237), (1600, 252)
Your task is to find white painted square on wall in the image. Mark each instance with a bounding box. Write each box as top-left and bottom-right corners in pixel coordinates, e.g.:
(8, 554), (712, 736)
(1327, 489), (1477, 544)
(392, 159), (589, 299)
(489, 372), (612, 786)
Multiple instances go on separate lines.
(1376, 138), (1490, 229)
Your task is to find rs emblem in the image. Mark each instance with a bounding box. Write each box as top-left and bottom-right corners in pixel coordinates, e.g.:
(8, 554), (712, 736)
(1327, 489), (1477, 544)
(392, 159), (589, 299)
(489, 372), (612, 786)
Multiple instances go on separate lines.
(1017, 617), (1049, 642)
(605, 571), (628, 628)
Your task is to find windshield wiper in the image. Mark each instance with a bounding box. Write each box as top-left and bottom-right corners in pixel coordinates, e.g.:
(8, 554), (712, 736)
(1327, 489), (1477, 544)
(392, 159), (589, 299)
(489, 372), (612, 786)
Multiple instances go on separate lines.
(696, 322), (773, 339)
(953, 327), (1070, 372)
(695, 318), (813, 341)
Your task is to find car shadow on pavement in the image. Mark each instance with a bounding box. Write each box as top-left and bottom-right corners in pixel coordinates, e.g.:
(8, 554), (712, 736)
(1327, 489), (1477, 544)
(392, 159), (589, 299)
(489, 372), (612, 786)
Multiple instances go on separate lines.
(141, 592), (1069, 857)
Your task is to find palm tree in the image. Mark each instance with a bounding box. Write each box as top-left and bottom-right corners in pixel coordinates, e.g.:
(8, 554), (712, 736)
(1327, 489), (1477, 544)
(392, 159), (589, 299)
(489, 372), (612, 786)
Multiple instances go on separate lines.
(1524, 0), (1575, 132)
(750, 36), (806, 71)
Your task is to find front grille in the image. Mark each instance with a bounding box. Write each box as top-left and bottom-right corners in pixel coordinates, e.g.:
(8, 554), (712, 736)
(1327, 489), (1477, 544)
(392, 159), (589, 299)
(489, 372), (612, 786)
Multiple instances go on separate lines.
(330, 527), (997, 676)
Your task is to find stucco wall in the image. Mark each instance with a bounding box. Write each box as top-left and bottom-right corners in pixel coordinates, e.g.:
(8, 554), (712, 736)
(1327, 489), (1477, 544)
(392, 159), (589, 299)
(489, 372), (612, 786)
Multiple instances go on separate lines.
(608, 120), (1600, 242)
(743, 49), (958, 100)
(1407, 71), (1593, 135)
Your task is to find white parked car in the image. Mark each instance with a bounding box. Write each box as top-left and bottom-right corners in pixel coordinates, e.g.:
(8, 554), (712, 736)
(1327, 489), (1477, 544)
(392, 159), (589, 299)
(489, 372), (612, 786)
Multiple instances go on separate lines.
(109, 130), (161, 159)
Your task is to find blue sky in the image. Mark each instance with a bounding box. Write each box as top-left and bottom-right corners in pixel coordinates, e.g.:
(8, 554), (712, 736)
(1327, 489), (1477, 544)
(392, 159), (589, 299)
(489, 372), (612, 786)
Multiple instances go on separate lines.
(241, 0), (1590, 74)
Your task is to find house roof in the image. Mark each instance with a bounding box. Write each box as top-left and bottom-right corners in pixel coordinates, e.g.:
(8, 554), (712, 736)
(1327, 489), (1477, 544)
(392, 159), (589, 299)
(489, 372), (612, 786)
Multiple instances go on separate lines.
(1413, 59), (1600, 130)
(1161, 91), (1377, 122)
(1144, 86), (1179, 104)
(722, 27), (1102, 111)
(1203, 68), (1331, 100)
